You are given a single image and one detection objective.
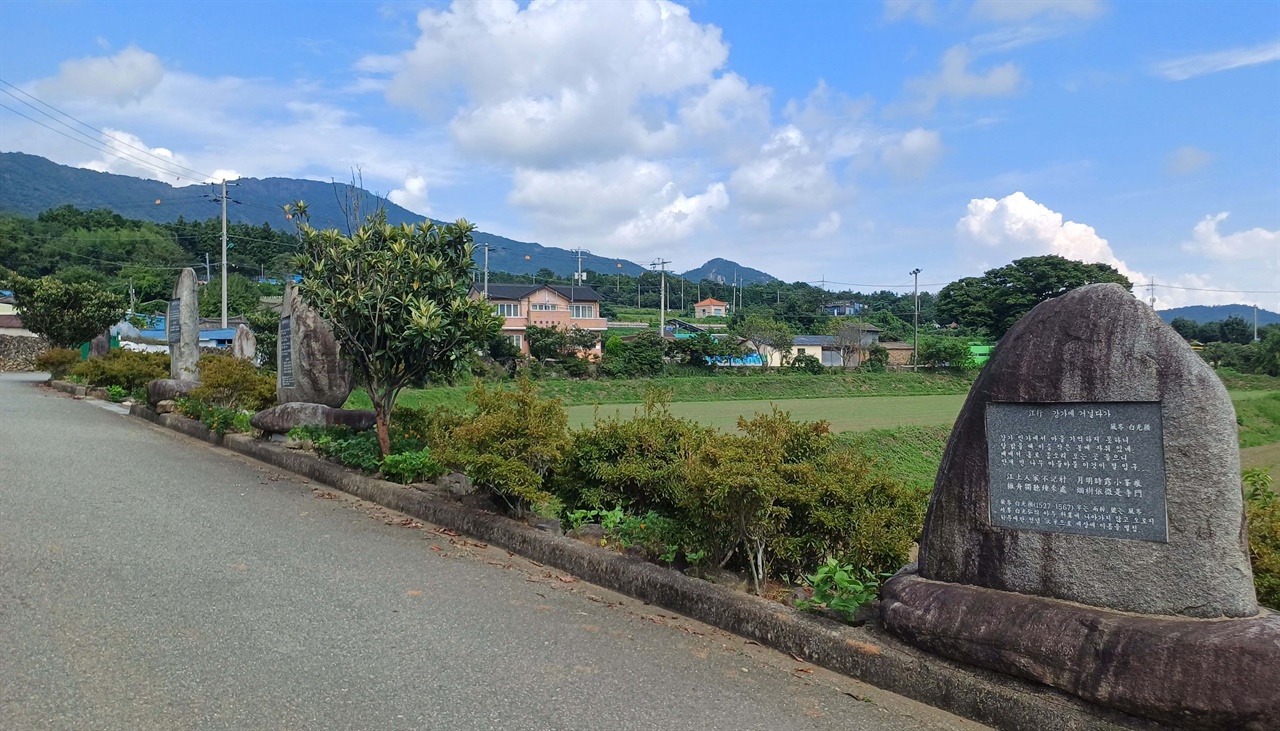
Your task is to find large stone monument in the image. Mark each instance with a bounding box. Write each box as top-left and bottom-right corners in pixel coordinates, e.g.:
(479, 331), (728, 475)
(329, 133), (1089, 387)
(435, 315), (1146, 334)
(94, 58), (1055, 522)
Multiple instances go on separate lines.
(881, 284), (1278, 729)
(277, 280), (352, 408)
(231, 323), (257, 362)
(168, 268), (200, 381)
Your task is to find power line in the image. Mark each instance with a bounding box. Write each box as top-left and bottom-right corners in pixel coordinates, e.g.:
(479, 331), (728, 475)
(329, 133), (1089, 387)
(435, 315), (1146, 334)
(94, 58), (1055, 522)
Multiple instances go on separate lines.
(0, 100), (205, 183)
(1151, 283), (1280, 294)
(0, 79), (217, 181)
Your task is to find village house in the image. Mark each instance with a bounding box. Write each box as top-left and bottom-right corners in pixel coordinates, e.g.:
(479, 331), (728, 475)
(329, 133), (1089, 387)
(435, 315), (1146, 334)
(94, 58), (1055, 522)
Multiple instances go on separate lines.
(473, 283), (607, 355)
(693, 298), (728, 318)
(756, 325), (883, 368)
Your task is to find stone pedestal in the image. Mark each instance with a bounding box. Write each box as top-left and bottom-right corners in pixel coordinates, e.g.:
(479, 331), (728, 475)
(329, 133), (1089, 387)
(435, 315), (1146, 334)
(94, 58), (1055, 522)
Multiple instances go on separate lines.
(168, 268), (200, 381)
(881, 284), (1277, 729)
(276, 281), (352, 408)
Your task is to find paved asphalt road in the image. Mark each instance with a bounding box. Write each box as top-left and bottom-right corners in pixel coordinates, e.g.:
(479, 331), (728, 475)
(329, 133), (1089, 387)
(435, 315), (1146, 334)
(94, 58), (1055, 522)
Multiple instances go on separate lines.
(0, 373), (984, 731)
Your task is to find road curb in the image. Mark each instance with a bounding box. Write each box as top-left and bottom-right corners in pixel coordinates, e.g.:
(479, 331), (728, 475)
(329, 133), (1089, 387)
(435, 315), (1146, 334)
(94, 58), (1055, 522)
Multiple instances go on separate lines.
(48, 378), (86, 398)
(128, 403), (1163, 731)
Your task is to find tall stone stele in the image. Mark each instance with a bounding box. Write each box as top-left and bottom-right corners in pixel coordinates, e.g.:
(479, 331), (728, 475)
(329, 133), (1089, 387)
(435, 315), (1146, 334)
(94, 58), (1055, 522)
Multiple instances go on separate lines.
(880, 284), (1278, 730)
(276, 280), (352, 408)
(231, 323), (257, 362)
(168, 267), (200, 381)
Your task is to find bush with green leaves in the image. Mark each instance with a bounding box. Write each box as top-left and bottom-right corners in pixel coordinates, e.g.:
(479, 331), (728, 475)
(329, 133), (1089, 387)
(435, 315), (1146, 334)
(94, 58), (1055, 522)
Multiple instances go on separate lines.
(789, 354), (824, 375)
(4, 272), (126, 349)
(190, 353), (275, 411)
(106, 385), (127, 402)
(70, 349), (169, 390)
(380, 448), (446, 485)
(1245, 467), (1279, 609)
(797, 559), (889, 622)
(174, 397), (241, 435)
(434, 378), (569, 511)
(34, 347), (81, 379)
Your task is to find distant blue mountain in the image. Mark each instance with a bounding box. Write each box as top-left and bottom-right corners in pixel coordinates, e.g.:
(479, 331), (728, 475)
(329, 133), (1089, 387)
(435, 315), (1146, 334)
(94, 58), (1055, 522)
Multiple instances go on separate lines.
(681, 257), (777, 285)
(1157, 304), (1280, 326)
(0, 151), (650, 277)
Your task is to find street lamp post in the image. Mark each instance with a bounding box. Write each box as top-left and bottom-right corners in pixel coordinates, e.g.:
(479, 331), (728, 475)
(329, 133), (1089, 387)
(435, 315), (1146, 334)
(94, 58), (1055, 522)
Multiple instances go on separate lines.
(909, 268), (922, 369)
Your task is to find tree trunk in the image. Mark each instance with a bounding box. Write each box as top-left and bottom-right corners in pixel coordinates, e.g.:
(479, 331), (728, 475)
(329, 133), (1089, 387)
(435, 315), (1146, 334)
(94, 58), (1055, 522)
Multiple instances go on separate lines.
(375, 408), (391, 456)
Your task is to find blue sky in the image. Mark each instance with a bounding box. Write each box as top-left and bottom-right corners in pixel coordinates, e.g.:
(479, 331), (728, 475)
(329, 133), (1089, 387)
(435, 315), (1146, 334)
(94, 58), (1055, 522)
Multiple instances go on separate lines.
(1, 0), (1277, 309)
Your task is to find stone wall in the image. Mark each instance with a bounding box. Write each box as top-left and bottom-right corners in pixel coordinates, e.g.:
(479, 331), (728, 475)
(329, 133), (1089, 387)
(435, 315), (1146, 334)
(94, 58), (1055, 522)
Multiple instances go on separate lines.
(0, 335), (48, 372)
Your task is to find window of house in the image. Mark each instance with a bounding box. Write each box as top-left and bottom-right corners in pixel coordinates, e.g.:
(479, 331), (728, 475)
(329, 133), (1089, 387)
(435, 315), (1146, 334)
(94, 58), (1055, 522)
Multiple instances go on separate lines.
(507, 334), (522, 347)
(713, 308), (723, 316)
(531, 303), (557, 311)
(796, 348), (806, 355)
(495, 303), (520, 317)
(569, 304), (593, 318)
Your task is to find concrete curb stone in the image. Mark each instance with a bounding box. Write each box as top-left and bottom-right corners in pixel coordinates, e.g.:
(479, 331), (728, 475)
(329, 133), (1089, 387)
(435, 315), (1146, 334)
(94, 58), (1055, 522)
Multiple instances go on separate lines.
(127, 403), (1167, 731)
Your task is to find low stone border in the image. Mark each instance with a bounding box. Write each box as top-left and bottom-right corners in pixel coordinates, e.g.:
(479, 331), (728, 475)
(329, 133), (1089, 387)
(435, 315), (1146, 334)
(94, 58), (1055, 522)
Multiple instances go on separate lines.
(128, 403), (1166, 731)
(48, 379), (87, 398)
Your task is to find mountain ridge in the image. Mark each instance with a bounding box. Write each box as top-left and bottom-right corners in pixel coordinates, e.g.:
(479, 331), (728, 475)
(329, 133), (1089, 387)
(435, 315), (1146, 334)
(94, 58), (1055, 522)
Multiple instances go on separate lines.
(1156, 303), (1280, 326)
(0, 151), (772, 281)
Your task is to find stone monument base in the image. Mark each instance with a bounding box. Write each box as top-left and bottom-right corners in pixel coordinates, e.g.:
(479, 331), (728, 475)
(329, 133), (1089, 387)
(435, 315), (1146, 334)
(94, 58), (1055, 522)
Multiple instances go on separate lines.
(880, 567), (1279, 730)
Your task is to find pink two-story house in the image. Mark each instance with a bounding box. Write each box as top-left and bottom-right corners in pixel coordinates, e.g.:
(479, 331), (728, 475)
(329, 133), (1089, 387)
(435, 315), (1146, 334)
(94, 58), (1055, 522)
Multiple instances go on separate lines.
(473, 284), (608, 355)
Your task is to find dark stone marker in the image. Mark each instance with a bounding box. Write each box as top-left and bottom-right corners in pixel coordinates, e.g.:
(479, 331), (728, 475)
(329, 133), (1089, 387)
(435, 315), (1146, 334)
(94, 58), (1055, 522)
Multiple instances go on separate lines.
(167, 299), (181, 345)
(880, 283), (1279, 730)
(985, 401), (1168, 543)
(279, 316), (295, 388)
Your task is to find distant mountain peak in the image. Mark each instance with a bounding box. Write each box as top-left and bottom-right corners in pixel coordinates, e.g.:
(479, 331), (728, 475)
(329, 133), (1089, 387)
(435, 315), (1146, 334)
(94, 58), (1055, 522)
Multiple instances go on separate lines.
(681, 257), (778, 285)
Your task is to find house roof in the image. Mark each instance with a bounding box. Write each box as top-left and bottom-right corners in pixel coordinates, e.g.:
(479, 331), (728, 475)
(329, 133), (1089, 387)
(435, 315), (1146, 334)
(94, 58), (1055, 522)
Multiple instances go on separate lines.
(0, 314), (25, 328)
(694, 298), (727, 307)
(879, 341), (914, 350)
(475, 283), (601, 302)
(0, 294), (15, 305)
(792, 335), (836, 347)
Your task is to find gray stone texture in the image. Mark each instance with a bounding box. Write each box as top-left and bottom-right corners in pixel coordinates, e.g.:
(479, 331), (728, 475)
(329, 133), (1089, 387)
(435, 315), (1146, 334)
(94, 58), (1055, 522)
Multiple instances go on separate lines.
(146, 378), (200, 407)
(918, 283), (1256, 618)
(231, 324), (257, 362)
(882, 568), (1280, 731)
(169, 268), (200, 381)
(249, 401), (375, 435)
(88, 331), (110, 358)
(277, 281), (352, 408)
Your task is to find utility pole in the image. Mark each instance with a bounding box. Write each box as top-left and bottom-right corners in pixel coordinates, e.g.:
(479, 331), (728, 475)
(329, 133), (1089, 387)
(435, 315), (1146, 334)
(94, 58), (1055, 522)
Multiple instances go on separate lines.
(128, 278), (136, 315)
(910, 268), (922, 370)
(1147, 277), (1156, 309)
(482, 243), (490, 298)
(205, 252), (211, 283)
(571, 247), (590, 287)
(221, 178), (228, 328)
(653, 258), (671, 334)
(1256, 305), (1261, 342)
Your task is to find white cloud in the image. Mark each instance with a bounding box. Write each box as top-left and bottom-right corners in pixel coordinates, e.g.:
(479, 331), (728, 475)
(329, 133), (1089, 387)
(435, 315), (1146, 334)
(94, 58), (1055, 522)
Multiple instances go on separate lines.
(728, 126), (838, 219)
(1165, 146), (1213, 175)
(78, 127), (205, 184)
(883, 0), (934, 23)
(1152, 41), (1280, 81)
(1182, 212), (1279, 261)
(34, 46), (164, 105)
(810, 211), (842, 239)
(881, 128), (943, 180)
(508, 159), (728, 254)
(901, 45), (1021, 113)
(969, 0), (1104, 22)
(956, 191), (1144, 284)
(389, 175), (431, 215)
(369, 0), (736, 166)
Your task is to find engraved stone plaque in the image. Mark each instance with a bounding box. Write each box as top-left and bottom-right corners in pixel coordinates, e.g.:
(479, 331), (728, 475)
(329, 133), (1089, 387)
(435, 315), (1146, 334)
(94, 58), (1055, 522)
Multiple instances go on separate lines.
(279, 316), (295, 388)
(986, 402), (1168, 542)
(167, 299), (181, 345)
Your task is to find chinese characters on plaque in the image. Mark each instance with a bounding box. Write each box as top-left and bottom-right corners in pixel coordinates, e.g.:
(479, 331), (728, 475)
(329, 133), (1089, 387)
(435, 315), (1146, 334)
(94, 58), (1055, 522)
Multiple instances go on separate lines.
(986, 402), (1168, 542)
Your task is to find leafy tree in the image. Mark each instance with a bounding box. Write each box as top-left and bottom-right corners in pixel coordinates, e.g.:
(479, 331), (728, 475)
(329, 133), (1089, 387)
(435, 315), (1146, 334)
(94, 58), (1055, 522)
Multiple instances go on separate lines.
(623, 331), (666, 376)
(1169, 317), (1202, 342)
(916, 336), (976, 370)
(199, 274), (262, 319)
(292, 211), (501, 455)
(1220, 315), (1253, 345)
(566, 326), (600, 354)
(526, 324), (568, 361)
(1253, 330), (1280, 376)
(2, 272), (126, 349)
(937, 255), (1131, 339)
(733, 314), (793, 370)
(667, 332), (740, 369)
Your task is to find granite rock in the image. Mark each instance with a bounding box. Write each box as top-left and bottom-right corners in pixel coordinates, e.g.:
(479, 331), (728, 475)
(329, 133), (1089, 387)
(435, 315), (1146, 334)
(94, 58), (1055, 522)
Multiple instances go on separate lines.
(155, 399), (176, 414)
(918, 283), (1256, 618)
(146, 378), (200, 407)
(231, 324), (257, 362)
(276, 281), (352, 408)
(168, 268), (200, 381)
(249, 401), (375, 435)
(882, 568), (1280, 731)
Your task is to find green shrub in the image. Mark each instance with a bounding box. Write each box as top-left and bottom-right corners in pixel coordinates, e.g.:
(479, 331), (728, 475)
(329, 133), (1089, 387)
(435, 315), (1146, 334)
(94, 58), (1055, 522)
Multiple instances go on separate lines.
(70, 349), (169, 390)
(797, 558), (888, 622)
(191, 354), (275, 411)
(437, 378), (569, 510)
(789, 354), (825, 375)
(106, 385), (127, 402)
(1245, 468), (1279, 609)
(381, 448), (446, 485)
(35, 347), (82, 378)
(392, 404), (470, 450)
(174, 396), (240, 435)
